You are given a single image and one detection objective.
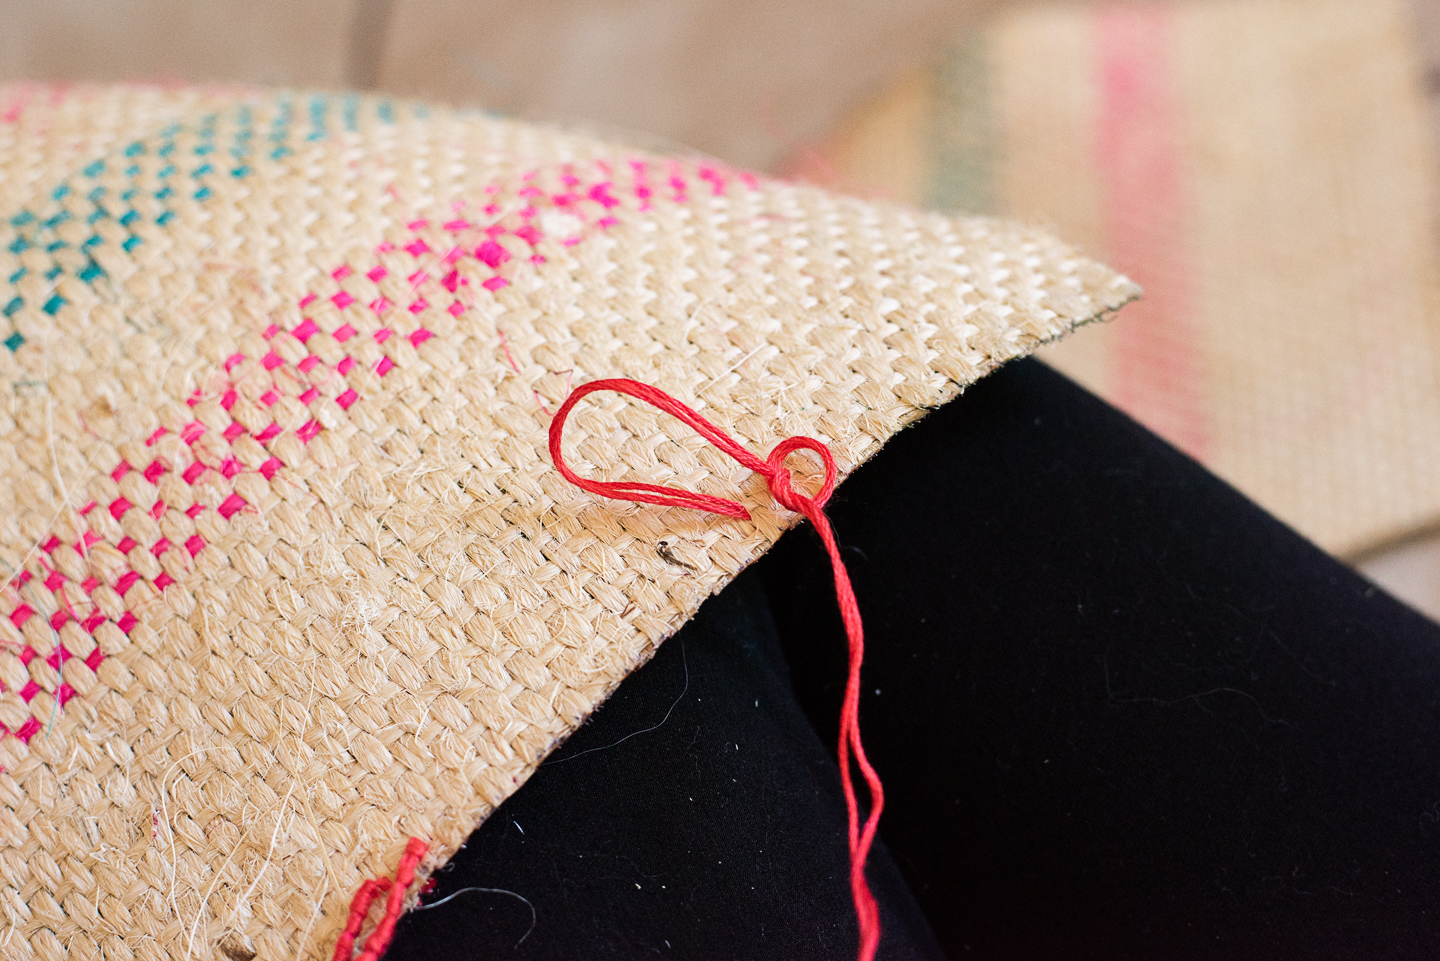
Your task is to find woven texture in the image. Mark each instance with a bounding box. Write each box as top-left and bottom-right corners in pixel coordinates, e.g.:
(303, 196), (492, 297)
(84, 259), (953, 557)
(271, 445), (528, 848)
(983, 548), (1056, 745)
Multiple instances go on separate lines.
(0, 85), (1133, 959)
(820, 0), (1440, 558)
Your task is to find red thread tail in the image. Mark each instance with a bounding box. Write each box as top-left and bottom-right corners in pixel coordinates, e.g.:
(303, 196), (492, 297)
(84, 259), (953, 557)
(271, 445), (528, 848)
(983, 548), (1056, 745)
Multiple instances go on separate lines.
(549, 378), (881, 960)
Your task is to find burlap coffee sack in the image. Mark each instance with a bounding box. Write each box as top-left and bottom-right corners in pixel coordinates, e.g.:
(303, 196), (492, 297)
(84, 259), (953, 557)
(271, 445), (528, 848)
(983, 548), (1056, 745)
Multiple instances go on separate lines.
(0, 85), (1134, 959)
(821, 0), (1440, 558)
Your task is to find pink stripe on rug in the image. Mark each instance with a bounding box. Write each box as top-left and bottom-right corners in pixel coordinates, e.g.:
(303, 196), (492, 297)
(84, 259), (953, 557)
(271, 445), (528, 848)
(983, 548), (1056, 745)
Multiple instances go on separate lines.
(1094, 5), (1209, 459)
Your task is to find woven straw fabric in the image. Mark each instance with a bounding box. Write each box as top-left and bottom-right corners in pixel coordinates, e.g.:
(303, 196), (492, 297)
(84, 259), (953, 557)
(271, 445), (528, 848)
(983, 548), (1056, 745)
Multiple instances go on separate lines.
(819, 0), (1440, 559)
(0, 85), (1134, 960)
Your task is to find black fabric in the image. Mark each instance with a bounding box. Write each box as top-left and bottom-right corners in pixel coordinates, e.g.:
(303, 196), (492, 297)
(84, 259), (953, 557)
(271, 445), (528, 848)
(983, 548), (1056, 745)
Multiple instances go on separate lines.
(388, 359), (1440, 960)
(385, 567), (946, 961)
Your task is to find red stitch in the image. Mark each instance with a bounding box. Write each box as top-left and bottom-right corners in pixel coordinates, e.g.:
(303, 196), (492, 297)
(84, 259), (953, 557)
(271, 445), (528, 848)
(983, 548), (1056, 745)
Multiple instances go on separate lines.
(335, 390), (359, 410)
(332, 265), (353, 281)
(186, 390), (204, 408)
(145, 428), (169, 446)
(367, 265), (388, 282)
(259, 456), (284, 479)
(376, 241), (395, 253)
(143, 459), (168, 483)
(447, 302), (465, 317)
(407, 270), (428, 287)
(217, 493), (248, 519)
(262, 351), (284, 371)
(598, 216), (619, 229)
(299, 356), (321, 373)
(224, 423), (245, 442)
(370, 297), (392, 315)
(85, 648), (103, 671)
(49, 611), (67, 630)
(441, 270), (463, 293)
(185, 536), (205, 557)
(299, 387), (320, 404)
(116, 536), (136, 553)
(116, 612), (137, 633)
(151, 538), (171, 556)
(9, 605), (32, 627)
(513, 225), (540, 245)
(484, 224), (506, 239)
(484, 203), (501, 216)
(115, 571), (140, 596)
(181, 422), (205, 444)
(110, 461), (132, 482)
(182, 462), (206, 484)
(108, 498), (132, 520)
(43, 569), (63, 591)
(153, 572), (173, 591)
(254, 424), (282, 443)
(404, 239), (431, 257)
(519, 186), (543, 199)
(259, 389), (280, 406)
(444, 246), (465, 265)
(334, 323), (357, 342)
(299, 293), (318, 309)
(41, 536), (60, 553)
(81, 577), (99, 594)
(149, 499), (166, 519)
(79, 501), (96, 516)
(220, 457), (242, 479)
(18, 648), (34, 665)
(530, 255), (545, 266)
(181, 504), (203, 519)
(409, 329), (434, 347)
(373, 329), (392, 344)
(375, 357), (395, 377)
(220, 390), (238, 411)
(338, 358), (355, 375)
(19, 681), (38, 701)
(332, 837), (429, 961)
(332, 291), (355, 310)
(264, 323), (281, 339)
(407, 299), (428, 314)
(46, 647), (68, 669)
(82, 613), (104, 632)
(293, 318), (319, 341)
(482, 277), (508, 291)
(224, 353), (246, 372)
(15, 718), (39, 742)
(57, 684), (75, 706)
(407, 220), (429, 231)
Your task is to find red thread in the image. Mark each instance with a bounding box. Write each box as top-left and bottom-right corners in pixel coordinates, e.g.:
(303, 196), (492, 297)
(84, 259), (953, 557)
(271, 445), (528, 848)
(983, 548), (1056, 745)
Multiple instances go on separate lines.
(548, 379), (885, 961)
(333, 837), (428, 961)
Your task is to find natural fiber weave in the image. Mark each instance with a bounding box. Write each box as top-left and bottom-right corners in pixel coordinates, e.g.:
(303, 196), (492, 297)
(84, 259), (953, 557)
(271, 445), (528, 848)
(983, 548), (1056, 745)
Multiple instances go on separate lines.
(0, 84), (1133, 960)
(820, 0), (1440, 558)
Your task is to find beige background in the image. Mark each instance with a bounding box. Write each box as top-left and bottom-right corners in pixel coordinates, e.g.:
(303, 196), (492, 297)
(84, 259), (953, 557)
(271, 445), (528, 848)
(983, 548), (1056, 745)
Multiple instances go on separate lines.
(2, 0), (1439, 618)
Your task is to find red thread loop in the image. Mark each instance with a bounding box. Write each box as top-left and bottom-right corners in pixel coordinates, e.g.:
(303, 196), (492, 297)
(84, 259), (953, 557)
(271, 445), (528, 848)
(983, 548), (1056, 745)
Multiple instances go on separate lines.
(333, 837), (429, 961)
(549, 378), (883, 961)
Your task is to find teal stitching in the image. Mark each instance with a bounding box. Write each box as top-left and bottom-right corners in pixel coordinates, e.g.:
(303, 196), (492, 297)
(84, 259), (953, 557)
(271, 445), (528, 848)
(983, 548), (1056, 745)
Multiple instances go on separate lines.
(1, 94), (400, 349)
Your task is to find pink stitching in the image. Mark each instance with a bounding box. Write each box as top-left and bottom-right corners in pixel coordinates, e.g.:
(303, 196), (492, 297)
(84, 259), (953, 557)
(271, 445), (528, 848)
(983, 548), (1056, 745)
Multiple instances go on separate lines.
(0, 154), (766, 745)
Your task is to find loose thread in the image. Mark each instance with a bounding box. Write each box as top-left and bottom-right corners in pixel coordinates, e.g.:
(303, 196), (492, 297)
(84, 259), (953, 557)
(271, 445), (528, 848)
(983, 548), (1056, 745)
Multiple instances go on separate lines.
(548, 378), (885, 961)
(332, 837), (428, 961)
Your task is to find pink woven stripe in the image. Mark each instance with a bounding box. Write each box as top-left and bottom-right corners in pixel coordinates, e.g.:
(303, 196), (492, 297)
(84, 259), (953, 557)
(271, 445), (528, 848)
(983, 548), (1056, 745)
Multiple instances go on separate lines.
(1095, 4), (1209, 459)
